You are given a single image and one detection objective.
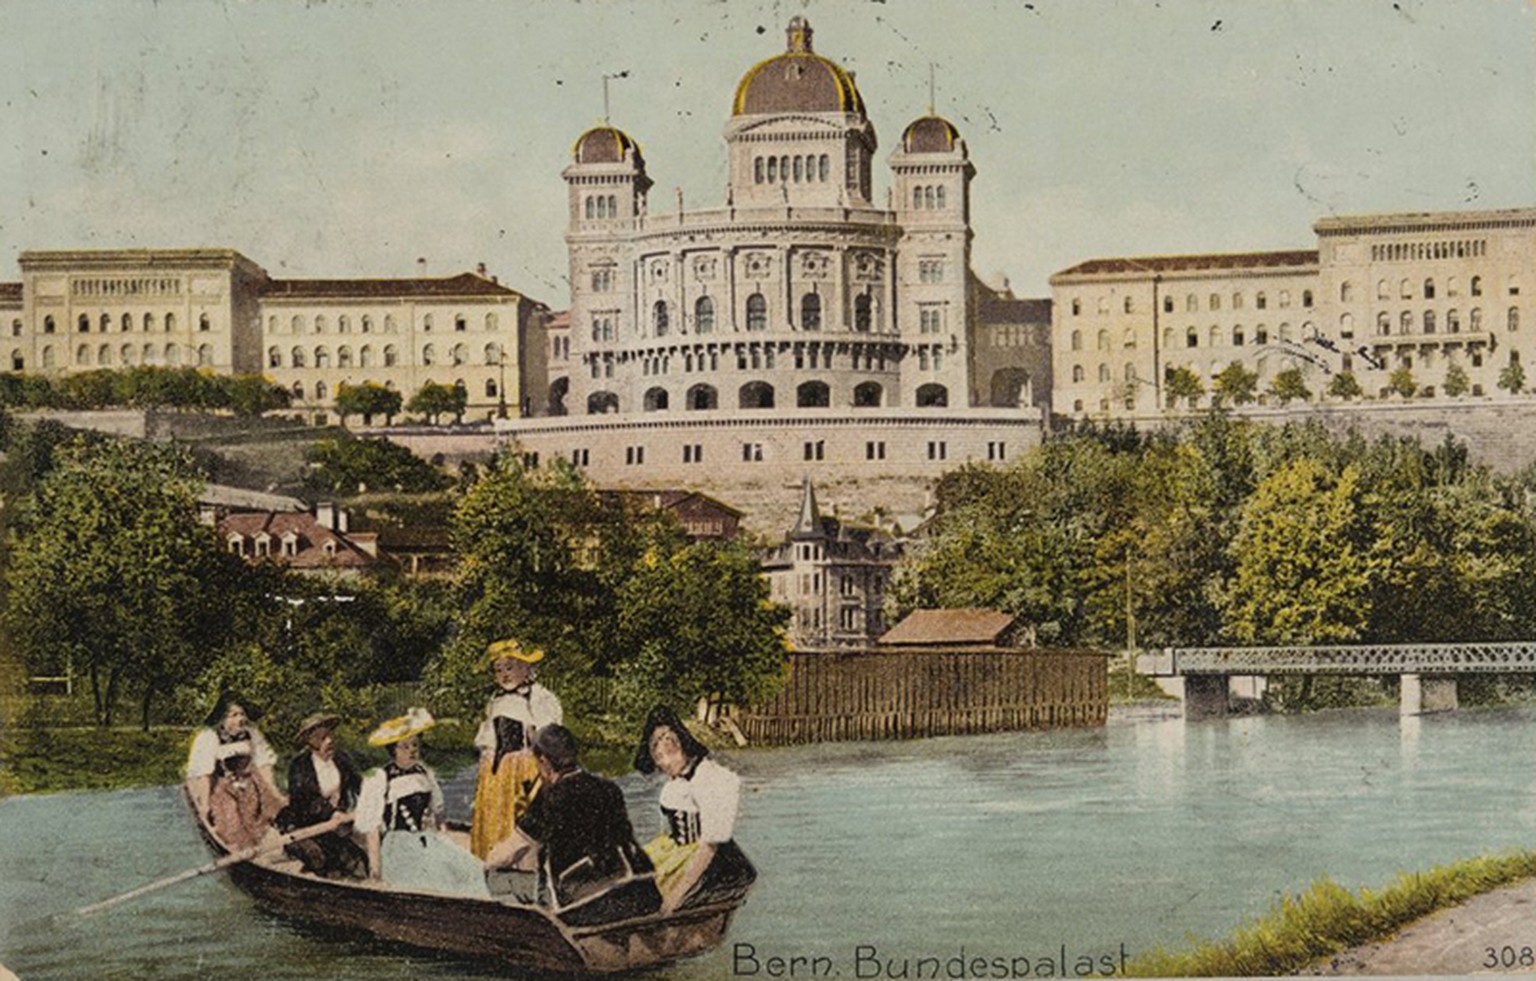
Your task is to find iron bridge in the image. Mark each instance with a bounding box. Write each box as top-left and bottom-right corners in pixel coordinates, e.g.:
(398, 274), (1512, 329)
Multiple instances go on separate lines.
(1137, 642), (1536, 677)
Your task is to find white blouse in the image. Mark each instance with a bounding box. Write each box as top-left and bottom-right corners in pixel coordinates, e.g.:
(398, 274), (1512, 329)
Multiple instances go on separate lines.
(658, 757), (741, 845)
(473, 684), (563, 753)
(186, 727), (276, 779)
(354, 765), (443, 835)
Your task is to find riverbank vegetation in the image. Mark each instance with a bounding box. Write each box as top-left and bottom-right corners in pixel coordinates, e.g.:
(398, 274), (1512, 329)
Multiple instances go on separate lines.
(897, 415), (1536, 710)
(0, 421), (788, 795)
(1124, 851), (1536, 977)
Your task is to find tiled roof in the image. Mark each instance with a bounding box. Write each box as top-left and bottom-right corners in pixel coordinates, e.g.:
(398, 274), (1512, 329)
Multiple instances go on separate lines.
(0, 283), (22, 304)
(217, 512), (377, 569)
(606, 489), (745, 518)
(978, 294), (1051, 324)
(879, 608), (1017, 646)
(262, 272), (520, 301)
(1053, 250), (1318, 279)
(547, 311), (571, 330)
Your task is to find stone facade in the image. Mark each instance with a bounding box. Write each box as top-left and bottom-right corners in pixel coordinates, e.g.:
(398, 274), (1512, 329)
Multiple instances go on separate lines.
(1, 250), (549, 424)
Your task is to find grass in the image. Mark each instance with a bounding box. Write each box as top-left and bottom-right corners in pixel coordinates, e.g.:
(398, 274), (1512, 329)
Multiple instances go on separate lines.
(1124, 851), (1536, 977)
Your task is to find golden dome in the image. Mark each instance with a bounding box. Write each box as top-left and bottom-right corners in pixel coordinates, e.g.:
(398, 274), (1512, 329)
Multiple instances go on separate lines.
(572, 125), (643, 165)
(900, 115), (961, 154)
(732, 18), (866, 117)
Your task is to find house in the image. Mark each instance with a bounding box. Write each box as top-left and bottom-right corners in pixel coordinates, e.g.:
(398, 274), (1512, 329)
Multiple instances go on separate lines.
(216, 502), (378, 574)
(879, 608), (1036, 651)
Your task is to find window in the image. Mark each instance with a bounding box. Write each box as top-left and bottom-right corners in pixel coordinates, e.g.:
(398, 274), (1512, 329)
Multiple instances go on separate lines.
(1512, 276), (1522, 296)
(422, 344), (435, 366)
(1072, 365), (1085, 383)
(1097, 330), (1110, 351)
(359, 345), (373, 368)
(1424, 279), (1436, 300)
(165, 313), (176, 331)
(1233, 326), (1245, 346)
(803, 440), (825, 461)
(1071, 298), (1081, 316)
(919, 260), (944, 284)
(315, 347), (330, 368)
(1124, 296), (1134, 314)
(362, 316), (373, 334)
(800, 293), (822, 331)
(422, 314), (433, 332)
(742, 442), (764, 462)
(797, 381), (830, 407)
(1471, 308), (1483, 330)
(1472, 276), (1483, 297)
(651, 301), (670, 337)
(336, 346), (352, 368)
(694, 296), (715, 334)
(746, 294), (767, 332)
(1070, 330), (1082, 352)
(921, 308), (943, 334)
(1447, 309), (1460, 333)
(268, 346), (281, 368)
(865, 441), (886, 460)
(384, 344), (398, 367)
(1510, 307), (1521, 331)
(1377, 312), (1390, 335)
(196, 344), (211, 366)
(1098, 364), (1110, 383)
(1209, 293), (1220, 311)
(754, 158), (764, 184)
(1400, 279), (1412, 300)
(314, 315), (326, 334)
(1256, 292), (1267, 310)
(987, 441), (1006, 462)
(1302, 290), (1313, 308)
(625, 446), (645, 466)
(121, 313), (132, 331)
(1186, 327), (1198, 348)
(291, 346), (306, 368)
(1186, 294), (1197, 313)
(338, 315), (350, 334)
(1400, 311), (1412, 333)
(78, 314), (89, 333)
(926, 441), (948, 461)
(1163, 296), (1174, 314)
(682, 444), (703, 463)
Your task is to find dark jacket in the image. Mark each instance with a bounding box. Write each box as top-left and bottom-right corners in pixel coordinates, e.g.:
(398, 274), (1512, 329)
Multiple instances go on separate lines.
(276, 749), (362, 831)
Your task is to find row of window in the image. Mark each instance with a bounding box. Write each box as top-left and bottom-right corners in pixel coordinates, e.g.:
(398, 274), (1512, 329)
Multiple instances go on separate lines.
(1364, 307), (1518, 336)
(588, 338), (910, 378)
(583, 380), (949, 414)
(910, 185), (948, 210)
(1352, 275), (1514, 302)
(1070, 323), (1309, 351)
(625, 293), (886, 337)
(753, 153), (831, 185)
(72, 277), (183, 298)
(1370, 239), (1487, 262)
(14, 342), (217, 371)
(287, 377), (497, 403)
(269, 342), (503, 370)
(266, 312), (498, 335)
(1071, 289), (1314, 317)
(615, 437), (951, 466)
(584, 195), (624, 220)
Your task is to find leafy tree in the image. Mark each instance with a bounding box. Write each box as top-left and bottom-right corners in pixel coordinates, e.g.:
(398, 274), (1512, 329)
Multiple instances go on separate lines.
(1438, 362), (1469, 398)
(1326, 371), (1364, 401)
(57, 370), (117, 409)
(1163, 366), (1204, 409)
(1387, 366), (1418, 399)
(408, 381), (467, 425)
(4, 438), (247, 727)
(335, 382), (403, 427)
(1267, 368), (1311, 406)
(1212, 363), (1259, 406)
(222, 374), (293, 417)
(303, 435), (449, 494)
(1499, 359), (1526, 395)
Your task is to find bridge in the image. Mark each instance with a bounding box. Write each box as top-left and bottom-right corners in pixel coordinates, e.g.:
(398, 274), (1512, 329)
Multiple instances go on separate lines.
(1136, 642), (1536, 718)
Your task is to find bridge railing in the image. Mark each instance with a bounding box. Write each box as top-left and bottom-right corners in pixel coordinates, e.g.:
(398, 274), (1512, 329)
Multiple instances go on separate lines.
(1138, 642), (1536, 676)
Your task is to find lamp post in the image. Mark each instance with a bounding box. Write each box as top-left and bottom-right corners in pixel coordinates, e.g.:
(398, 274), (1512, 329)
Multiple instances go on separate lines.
(497, 347), (508, 420)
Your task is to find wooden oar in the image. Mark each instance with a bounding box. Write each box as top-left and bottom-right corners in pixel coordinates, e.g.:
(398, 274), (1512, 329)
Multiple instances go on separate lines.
(76, 814), (349, 916)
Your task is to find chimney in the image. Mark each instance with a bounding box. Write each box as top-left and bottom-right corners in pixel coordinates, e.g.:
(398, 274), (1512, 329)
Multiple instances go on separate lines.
(476, 262), (488, 278)
(416, 257), (427, 276)
(313, 501), (347, 532)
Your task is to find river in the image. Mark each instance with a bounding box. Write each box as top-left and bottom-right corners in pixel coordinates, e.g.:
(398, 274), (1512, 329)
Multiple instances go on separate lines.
(3, 705), (1535, 979)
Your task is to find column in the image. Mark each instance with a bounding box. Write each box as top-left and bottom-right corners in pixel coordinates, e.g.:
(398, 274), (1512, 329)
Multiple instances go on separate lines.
(1400, 674), (1458, 716)
(1182, 674), (1229, 720)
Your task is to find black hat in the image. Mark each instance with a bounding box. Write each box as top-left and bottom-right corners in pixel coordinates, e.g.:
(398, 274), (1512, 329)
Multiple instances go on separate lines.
(530, 724), (580, 774)
(632, 705), (709, 775)
(203, 690), (264, 729)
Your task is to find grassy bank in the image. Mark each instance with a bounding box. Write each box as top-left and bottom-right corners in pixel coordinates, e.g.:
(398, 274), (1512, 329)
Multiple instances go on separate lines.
(1125, 851), (1536, 977)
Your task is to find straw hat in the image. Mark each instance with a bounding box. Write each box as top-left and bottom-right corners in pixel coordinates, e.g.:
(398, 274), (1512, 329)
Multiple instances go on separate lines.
(484, 638), (545, 666)
(293, 711), (342, 748)
(367, 707), (436, 747)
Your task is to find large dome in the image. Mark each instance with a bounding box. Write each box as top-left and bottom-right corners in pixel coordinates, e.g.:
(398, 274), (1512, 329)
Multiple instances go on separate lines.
(901, 115), (961, 154)
(732, 17), (865, 117)
(572, 125), (643, 165)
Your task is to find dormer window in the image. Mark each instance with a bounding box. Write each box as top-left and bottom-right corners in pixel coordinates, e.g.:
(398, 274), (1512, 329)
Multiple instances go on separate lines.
(254, 533), (271, 558)
(226, 533), (245, 556)
(322, 540), (337, 559)
(281, 532), (299, 558)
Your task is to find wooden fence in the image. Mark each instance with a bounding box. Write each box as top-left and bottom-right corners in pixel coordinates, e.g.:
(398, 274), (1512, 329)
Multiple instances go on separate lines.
(736, 647), (1109, 745)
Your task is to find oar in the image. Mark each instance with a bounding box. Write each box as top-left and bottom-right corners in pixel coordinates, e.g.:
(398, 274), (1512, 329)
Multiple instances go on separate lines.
(76, 814), (349, 916)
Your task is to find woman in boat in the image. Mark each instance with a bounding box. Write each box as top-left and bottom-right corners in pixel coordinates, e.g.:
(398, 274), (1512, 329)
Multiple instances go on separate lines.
(470, 638), (563, 859)
(185, 692), (288, 852)
(633, 705), (753, 913)
(355, 707), (491, 897)
(274, 712), (367, 879)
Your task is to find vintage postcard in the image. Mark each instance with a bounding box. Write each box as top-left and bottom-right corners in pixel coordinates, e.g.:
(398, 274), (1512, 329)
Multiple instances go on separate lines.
(2, 1), (1536, 979)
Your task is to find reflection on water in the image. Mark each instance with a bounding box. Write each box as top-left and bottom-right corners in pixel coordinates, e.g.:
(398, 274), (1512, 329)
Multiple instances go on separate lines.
(4, 705), (1536, 979)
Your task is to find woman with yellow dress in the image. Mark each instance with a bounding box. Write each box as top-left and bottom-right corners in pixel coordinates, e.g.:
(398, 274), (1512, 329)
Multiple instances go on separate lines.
(469, 639), (563, 859)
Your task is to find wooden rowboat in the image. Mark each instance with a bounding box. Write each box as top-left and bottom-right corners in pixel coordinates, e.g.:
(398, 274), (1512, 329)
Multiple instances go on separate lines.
(187, 795), (755, 974)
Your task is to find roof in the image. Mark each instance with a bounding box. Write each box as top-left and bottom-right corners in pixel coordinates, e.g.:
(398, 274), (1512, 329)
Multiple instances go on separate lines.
(733, 18), (865, 117)
(1052, 250), (1318, 279)
(901, 115), (961, 154)
(261, 272), (521, 301)
(606, 489), (745, 518)
(1315, 206), (1536, 234)
(978, 294), (1052, 325)
(547, 310), (571, 330)
(217, 512), (377, 570)
(198, 483), (306, 512)
(879, 608), (1018, 647)
(573, 125), (644, 166)
(0, 283), (22, 304)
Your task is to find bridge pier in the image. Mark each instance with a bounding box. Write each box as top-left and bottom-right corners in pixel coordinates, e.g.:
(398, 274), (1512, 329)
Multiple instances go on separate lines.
(1183, 675), (1230, 720)
(1400, 674), (1458, 716)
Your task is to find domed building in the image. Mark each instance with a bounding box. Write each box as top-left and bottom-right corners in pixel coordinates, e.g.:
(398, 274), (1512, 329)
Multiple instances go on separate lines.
(502, 17), (1052, 523)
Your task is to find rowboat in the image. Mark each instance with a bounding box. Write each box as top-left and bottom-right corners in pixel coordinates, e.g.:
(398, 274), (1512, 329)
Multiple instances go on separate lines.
(185, 794), (756, 974)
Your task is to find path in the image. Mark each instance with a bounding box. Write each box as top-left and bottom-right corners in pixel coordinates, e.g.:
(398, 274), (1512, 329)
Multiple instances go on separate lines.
(1302, 878), (1536, 976)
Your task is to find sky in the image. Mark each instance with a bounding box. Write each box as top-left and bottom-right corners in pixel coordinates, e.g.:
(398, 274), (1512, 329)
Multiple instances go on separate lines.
(2, 0), (1533, 303)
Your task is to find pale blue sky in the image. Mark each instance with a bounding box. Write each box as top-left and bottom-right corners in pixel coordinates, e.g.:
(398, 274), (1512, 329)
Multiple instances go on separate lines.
(3, 0), (1533, 301)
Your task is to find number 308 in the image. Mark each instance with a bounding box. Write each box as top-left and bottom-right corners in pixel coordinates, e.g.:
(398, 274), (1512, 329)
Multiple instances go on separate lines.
(1485, 946), (1536, 968)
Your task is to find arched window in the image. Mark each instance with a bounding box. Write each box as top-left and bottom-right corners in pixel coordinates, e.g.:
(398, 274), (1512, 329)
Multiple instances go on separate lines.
(291, 382), (304, 400)
(1123, 328), (1136, 348)
(739, 381), (775, 409)
(1209, 326), (1222, 347)
(695, 296), (715, 334)
(686, 384), (718, 410)
(422, 314), (434, 332)
(854, 294), (872, 332)
(1340, 281), (1354, 303)
(1423, 279), (1436, 300)
(143, 343), (157, 365)
(1510, 307), (1521, 331)
(1447, 309), (1461, 333)
(819, 155), (830, 181)
(78, 314), (90, 333)
(143, 313), (153, 331)
(1071, 299), (1082, 316)
(853, 381), (883, 407)
(797, 381), (830, 407)
(1472, 276), (1483, 297)
(268, 346), (282, 368)
(315, 347), (330, 368)
(587, 391), (619, 414)
(916, 383), (948, 407)
(1302, 290), (1314, 308)
(767, 157), (778, 182)
(936, 186), (946, 209)
(121, 313), (132, 331)
(1186, 294), (1197, 312)
(197, 344), (212, 366)
(315, 381), (327, 401)
(1471, 308), (1483, 330)
(119, 345), (134, 365)
(41, 345), (54, 368)
(451, 344), (467, 366)
(1186, 327), (1198, 348)
(1400, 279), (1412, 300)
(337, 315), (349, 334)
(165, 343), (180, 366)
(165, 313), (176, 331)
(1377, 312), (1390, 335)
(43, 315), (55, 334)
(314, 315), (326, 334)
(1400, 311), (1412, 333)
(1279, 323), (1292, 342)
(1072, 364), (1086, 383)
(291, 346), (306, 368)
(1070, 330), (1082, 352)
(1097, 364), (1111, 383)
(754, 158), (764, 184)
(643, 386), (669, 411)
(199, 313), (211, 332)
(484, 343), (501, 365)
(746, 293), (767, 331)
(1096, 330), (1110, 351)
(801, 293), (822, 331)
(98, 344), (112, 366)
(362, 316), (373, 334)
(1208, 293), (1220, 311)
(1448, 277), (1460, 298)
(422, 344), (435, 366)
(100, 314), (110, 332)
(384, 314), (397, 333)
(337, 346), (353, 368)
(1422, 310), (1435, 333)
(384, 345), (399, 367)
(485, 379), (498, 398)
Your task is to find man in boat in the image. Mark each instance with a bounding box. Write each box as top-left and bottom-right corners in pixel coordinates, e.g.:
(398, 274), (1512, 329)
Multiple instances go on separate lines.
(484, 725), (657, 909)
(274, 712), (367, 879)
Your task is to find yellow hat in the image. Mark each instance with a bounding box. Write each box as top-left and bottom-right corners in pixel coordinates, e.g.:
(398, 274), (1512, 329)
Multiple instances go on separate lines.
(368, 707), (436, 747)
(485, 638), (545, 666)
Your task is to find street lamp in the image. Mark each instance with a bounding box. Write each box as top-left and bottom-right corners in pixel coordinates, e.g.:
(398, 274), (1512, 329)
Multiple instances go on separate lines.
(497, 347), (508, 420)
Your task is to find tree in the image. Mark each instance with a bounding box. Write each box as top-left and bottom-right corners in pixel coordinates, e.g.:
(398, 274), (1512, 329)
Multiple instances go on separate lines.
(1163, 366), (1204, 409)
(222, 374), (293, 417)
(303, 435), (449, 494)
(1499, 359), (1526, 395)
(1387, 366), (1418, 399)
(1326, 371), (1364, 401)
(4, 438), (246, 727)
(1212, 363), (1258, 407)
(1267, 367), (1312, 406)
(408, 381), (468, 424)
(1442, 362), (1470, 398)
(334, 382), (403, 426)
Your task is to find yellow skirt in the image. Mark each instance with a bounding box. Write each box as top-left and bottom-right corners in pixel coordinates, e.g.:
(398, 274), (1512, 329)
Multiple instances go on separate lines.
(642, 833), (700, 898)
(470, 752), (541, 859)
